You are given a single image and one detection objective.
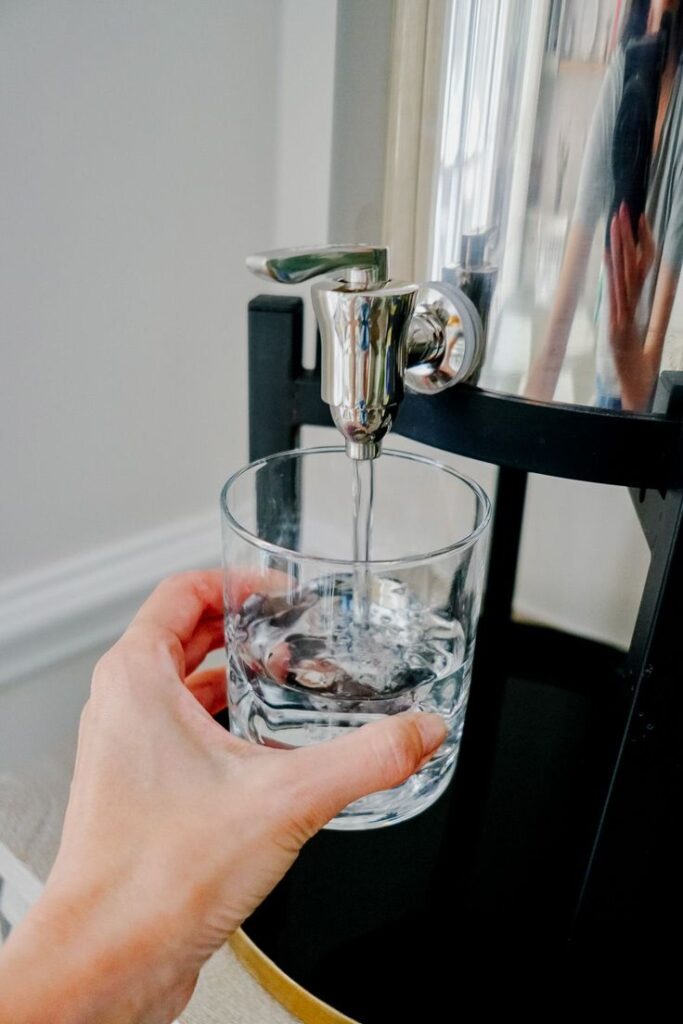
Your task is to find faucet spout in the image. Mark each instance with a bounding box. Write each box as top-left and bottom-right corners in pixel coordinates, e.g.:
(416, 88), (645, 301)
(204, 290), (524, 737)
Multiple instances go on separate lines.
(246, 245), (485, 459)
(345, 439), (382, 461)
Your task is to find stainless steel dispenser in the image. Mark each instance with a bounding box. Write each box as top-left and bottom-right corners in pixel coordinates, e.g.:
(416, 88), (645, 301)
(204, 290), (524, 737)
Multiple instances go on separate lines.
(247, 245), (484, 460)
(443, 228), (497, 386)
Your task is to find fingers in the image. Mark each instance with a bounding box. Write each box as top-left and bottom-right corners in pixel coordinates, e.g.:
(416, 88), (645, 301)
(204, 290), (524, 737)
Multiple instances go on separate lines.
(610, 212), (626, 324)
(608, 207), (655, 339)
(265, 641), (290, 683)
(133, 570), (224, 646)
(639, 213), (655, 276)
(183, 615), (225, 675)
(285, 713), (447, 832)
(184, 666), (228, 715)
(224, 567), (291, 612)
(129, 567), (288, 672)
(605, 249), (618, 328)
(619, 203), (638, 306)
(133, 567), (287, 643)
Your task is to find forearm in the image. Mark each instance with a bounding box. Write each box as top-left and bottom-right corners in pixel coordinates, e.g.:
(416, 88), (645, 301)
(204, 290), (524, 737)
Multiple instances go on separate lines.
(527, 224), (593, 401)
(526, 307), (573, 400)
(0, 884), (193, 1024)
(615, 264), (679, 411)
(613, 344), (659, 411)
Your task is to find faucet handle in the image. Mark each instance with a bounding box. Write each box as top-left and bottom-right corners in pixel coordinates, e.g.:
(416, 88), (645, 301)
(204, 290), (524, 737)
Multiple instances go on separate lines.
(405, 281), (485, 394)
(247, 245), (389, 288)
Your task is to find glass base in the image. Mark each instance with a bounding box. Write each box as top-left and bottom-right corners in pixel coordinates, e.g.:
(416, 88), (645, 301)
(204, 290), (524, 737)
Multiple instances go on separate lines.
(325, 757), (456, 831)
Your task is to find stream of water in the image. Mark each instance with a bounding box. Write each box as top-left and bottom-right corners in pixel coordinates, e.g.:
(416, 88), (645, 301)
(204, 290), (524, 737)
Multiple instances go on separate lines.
(351, 458), (374, 627)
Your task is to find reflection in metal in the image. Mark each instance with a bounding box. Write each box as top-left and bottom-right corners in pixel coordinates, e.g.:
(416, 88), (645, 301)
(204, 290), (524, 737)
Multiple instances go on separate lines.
(431, 0), (532, 282)
(247, 245), (389, 288)
(403, 0), (683, 413)
(248, 246), (483, 459)
(443, 228), (498, 381)
(405, 281), (485, 394)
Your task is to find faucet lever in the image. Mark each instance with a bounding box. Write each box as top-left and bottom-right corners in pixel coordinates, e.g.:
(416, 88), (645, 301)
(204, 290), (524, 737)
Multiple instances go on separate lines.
(247, 245), (388, 287)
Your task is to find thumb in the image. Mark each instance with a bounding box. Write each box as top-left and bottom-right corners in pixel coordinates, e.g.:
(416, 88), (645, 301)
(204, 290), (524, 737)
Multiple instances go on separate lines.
(288, 713), (447, 830)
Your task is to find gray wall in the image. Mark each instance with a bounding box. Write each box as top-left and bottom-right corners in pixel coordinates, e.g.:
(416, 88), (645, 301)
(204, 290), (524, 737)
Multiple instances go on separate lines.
(0, 0), (338, 763)
(0, 0), (280, 577)
(329, 0), (394, 243)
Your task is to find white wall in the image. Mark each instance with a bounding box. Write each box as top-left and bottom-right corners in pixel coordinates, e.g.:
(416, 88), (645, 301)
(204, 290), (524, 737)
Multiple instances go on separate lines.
(0, 0), (280, 579)
(275, 0), (336, 247)
(0, 647), (98, 772)
(272, 0), (337, 365)
(0, 1), (338, 764)
(516, 475), (650, 649)
(329, 0), (393, 244)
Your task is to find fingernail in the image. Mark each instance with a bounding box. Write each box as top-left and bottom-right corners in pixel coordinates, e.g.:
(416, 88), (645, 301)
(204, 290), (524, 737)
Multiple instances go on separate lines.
(414, 713), (447, 753)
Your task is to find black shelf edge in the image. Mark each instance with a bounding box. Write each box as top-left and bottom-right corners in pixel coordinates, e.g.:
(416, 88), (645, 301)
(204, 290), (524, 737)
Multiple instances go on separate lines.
(293, 375), (683, 490)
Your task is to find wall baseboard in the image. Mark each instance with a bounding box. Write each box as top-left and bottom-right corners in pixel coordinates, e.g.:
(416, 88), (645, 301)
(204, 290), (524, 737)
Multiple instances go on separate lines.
(0, 513), (220, 689)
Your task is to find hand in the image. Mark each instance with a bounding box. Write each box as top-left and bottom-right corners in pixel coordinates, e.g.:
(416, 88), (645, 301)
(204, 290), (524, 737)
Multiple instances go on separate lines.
(0, 570), (446, 1024)
(605, 204), (656, 410)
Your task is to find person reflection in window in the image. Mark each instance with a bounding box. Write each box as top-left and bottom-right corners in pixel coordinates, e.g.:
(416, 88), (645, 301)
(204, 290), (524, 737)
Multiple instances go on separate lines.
(527, 0), (683, 411)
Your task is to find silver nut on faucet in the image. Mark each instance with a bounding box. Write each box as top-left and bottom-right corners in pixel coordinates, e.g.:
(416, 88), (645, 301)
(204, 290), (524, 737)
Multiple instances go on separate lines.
(247, 245), (484, 459)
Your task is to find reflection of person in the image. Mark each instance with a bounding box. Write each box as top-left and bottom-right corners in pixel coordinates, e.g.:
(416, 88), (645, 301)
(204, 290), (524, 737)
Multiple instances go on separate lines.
(527, 0), (683, 411)
(0, 571), (445, 1023)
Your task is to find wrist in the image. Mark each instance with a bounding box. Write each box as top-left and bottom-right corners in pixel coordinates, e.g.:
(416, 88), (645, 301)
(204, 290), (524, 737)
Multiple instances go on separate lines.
(615, 359), (654, 411)
(612, 346), (654, 412)
(0, 881), (195, 1024)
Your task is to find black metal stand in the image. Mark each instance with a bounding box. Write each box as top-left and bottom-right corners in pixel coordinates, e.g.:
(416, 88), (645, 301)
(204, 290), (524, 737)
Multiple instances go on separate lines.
(240, 295), (683, 1008)
(572, 373), (683, 951)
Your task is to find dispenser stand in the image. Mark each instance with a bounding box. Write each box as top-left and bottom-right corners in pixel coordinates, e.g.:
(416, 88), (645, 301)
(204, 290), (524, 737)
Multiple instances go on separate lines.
(240, 294), (683, 1001)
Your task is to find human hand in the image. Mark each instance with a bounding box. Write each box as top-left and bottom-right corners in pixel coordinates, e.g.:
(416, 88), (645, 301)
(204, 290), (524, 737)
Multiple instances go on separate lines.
(0, 570), (446, 1024)
(605, 203), (656, 410)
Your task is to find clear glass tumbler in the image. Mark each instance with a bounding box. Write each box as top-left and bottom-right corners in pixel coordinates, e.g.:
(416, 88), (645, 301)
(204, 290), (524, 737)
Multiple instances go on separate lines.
(221, 447), (490, 829)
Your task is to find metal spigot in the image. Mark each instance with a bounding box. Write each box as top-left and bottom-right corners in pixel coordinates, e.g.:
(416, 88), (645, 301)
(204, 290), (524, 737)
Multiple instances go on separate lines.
(248, 245), (484, 460)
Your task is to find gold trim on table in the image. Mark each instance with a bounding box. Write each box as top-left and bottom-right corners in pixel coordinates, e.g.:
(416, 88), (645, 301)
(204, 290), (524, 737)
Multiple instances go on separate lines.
(229, 928), (360, 1024)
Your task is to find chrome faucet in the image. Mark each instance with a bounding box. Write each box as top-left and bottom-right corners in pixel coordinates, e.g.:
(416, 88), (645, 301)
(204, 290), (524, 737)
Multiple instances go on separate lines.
(247, 245), (484, 460)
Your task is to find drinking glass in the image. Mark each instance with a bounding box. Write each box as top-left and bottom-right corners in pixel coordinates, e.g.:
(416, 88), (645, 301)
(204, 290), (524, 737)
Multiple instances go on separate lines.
(221, 447), (490, 829)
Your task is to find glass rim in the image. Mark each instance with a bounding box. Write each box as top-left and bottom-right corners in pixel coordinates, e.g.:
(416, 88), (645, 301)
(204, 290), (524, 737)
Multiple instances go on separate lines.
(220, 445), (491, 568)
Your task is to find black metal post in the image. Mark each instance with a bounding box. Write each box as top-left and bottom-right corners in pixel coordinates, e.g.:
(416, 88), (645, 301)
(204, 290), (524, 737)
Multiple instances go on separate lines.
(445, 467), (529, 862)
(248, 295), (304, 460)
(248, 296), (304, 548)
(572, 377), (683, 949)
